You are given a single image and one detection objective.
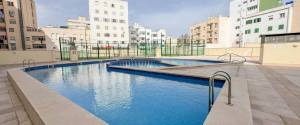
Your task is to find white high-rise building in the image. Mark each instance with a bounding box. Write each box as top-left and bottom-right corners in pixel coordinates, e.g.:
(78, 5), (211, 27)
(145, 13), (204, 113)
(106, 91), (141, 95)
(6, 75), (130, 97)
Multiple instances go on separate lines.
(129, 23), (167, 45)
(229, 0), (293, 47)
(89, 0), (129, 47)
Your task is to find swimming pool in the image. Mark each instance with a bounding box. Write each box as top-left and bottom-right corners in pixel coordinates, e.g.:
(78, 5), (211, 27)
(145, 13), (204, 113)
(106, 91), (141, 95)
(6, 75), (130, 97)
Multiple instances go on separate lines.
(26, 63), (223, 125)
(160, 59), (222, 66)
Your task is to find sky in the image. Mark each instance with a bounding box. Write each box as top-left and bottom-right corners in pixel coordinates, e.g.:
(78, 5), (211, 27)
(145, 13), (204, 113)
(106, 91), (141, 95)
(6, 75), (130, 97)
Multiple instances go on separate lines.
(36, 0), (230, 37)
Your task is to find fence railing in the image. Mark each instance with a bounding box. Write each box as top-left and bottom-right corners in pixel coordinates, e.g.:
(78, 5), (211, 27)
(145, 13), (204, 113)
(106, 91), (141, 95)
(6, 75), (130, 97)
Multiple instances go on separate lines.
(59, 41), (205, 61)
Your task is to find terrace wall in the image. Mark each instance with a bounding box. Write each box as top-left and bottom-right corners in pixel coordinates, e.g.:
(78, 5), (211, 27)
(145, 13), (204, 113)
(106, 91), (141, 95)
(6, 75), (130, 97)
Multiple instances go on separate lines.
(0, 50), (60, 65)
(204, 47), (261, 61)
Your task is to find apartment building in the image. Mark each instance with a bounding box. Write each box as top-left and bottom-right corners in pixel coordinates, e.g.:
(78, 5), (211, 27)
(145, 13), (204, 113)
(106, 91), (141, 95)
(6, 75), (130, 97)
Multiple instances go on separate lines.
(229, 0), (296, 46)
(292, 0), (300, 32)
(190, 16), (231, 48)
(42, 17), (90, 50)
(0, 0), (46, 51)
(243, 5), (293, 43)
(89, 0), (129, 48)
(129, 23), (167, 46)
(67, 16), (90, 30)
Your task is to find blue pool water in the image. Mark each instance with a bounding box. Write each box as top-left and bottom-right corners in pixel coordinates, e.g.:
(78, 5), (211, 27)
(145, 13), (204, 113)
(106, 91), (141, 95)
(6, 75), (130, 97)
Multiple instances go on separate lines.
(160, 59), (221, 66)
(27, 63), (223, 125)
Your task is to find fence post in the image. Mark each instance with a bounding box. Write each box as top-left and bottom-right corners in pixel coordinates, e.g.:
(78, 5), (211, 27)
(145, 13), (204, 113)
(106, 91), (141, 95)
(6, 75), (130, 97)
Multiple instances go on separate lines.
(97, 43), (100, 59)
(127, 44), (129, 57)
(108, 43), (111, 59)
(59, 41), (63, 61)
(137, 44), (139, 57)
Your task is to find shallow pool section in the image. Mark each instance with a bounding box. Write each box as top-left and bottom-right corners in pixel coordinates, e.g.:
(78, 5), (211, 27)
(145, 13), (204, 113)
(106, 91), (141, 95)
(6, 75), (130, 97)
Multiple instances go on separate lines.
(160, 59), (221, 66)
(108, 59), (172, 68)
(27, 63), (223, 125)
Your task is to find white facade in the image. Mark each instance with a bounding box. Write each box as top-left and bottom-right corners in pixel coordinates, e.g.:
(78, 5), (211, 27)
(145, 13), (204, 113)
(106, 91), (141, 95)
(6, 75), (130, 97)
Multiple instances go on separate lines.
(243, 5), (293, 43)
(229, 0), (293, 46)
(129, 23), (167, 45)
(230, 0), (261, 46)
(89, 0), (129, 47)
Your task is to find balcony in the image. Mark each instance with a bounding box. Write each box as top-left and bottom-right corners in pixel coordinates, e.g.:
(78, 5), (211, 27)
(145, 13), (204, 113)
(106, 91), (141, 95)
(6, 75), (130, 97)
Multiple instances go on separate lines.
(0, 44), (8, 49)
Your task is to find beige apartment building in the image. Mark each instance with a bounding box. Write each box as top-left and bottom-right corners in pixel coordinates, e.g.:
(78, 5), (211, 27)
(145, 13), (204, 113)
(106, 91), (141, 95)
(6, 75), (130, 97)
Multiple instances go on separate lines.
(292, 0), (300, 32)
(42, 16), (90, 50)
(0, 0), (46, 51)
(190, 16), (231, 48)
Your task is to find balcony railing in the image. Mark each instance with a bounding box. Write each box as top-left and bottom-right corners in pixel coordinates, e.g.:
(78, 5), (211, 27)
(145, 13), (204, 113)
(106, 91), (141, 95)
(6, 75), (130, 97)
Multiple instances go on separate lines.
(0, 44), (8, 49)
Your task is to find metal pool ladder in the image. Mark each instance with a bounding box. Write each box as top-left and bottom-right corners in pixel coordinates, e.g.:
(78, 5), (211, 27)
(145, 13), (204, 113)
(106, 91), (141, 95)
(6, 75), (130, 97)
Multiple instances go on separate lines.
(218, 53), (247, 64)
(208, 71), (232, 111)
(22, 59), (36, 68)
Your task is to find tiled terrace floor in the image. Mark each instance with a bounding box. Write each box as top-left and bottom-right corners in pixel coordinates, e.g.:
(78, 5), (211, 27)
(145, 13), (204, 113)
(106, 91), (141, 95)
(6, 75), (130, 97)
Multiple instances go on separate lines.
(1, 62), (300, 125)
(161, 64), (300, 125)
(0, 66), (32, 125)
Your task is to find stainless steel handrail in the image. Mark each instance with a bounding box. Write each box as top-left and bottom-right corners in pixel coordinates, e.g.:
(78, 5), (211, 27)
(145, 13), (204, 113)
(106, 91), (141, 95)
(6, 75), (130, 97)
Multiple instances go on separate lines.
(27, 59), (35, 69)
(217, 53), (247, 64)
(209, 71), (232, 111)
(22, 59), (27, 67)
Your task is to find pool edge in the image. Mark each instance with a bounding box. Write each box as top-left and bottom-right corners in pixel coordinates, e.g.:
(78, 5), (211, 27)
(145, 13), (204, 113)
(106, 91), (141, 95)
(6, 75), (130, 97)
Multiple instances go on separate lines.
(7, 68), (109, 125)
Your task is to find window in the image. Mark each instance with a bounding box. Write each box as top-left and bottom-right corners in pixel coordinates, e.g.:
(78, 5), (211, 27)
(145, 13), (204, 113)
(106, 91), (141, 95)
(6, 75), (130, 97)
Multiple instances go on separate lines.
(280, 13), (285, 18)
(103, 2), (108, 7)
(9, 19), (16, 24)
(10, 36), (15, 41)
(268, 26), (273, 31)
(113, 34), (117, 37)
(95, 10), (99, 13)
(104, 11), (108, 15)
(26, 37), (30, 41)
(119, 20), (125, 23)
(254, 28), (259, 33)
(247, 5), (258, 11)
(104, 33), (110, 37)
(7, 1), (13, 6)
(9, 28), (14, 32)
(112, 11), (116, 15)
(113, 26), (117, 30)
(104, 18), (110, 22)
(268, 16), (273, 21)
(105, 26), (109, 30)
(94, 17), (99, 21)
(246, 20), (252, 25)
(278, 24), (284, 30)
(111, 4), (115, 8)
(120, 5), (124, 9)
(245, 29), (251, 34)
(253, 18), (261, 23)
(235, 26), (240, 29)
(32, 36), (45, 41)
(32, 44), (46, 49)
(97, 33), (101, 37)
(96, 25), (100, 29)
(10, 43), (16, 50)
(112, 19), (117, 23)
(237, 18), (240, 22)
(8, 10), (14, 17)
(120, 12), (124, 16)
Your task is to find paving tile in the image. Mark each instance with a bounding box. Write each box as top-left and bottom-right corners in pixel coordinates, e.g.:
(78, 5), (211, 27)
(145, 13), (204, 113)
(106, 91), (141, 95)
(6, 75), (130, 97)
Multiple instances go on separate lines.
(0, 112), (16, 124)
(0, 119), (18, 125)
(15, 109), (31, 123)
